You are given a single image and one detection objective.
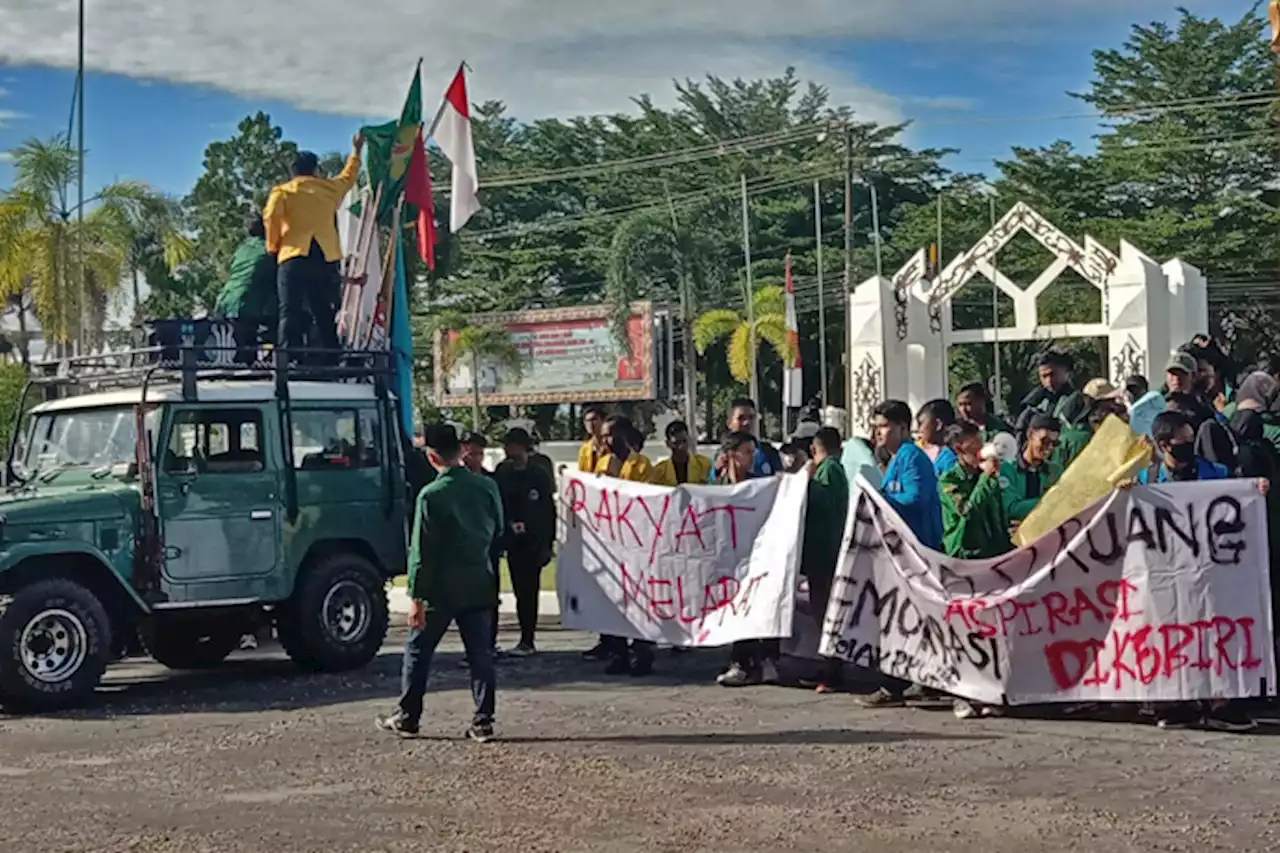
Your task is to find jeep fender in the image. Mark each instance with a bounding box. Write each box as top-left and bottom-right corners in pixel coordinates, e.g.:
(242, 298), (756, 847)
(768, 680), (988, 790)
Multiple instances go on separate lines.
(0, 542), (149, 612)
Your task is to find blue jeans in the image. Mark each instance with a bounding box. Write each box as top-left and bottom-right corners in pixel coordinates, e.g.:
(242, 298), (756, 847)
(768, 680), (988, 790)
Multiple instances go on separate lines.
(397, 607), (495, 726)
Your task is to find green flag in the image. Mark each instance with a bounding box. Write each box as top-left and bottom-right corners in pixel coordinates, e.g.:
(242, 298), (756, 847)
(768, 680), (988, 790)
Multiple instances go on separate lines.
(360, 64), (423, 224)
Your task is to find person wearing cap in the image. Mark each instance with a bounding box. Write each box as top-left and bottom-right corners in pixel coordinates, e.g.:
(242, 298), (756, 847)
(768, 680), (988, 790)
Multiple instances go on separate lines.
(1165, 351), (1197, 396)
(377, 424), (504, 743)
(1052, 379), (1122, 470)
(649, 420), (711, 485)
(264, 133), (363, 364)
(1015, 350), (1085, 433)
(999, 412), (1064, 529)
(494, 427), (556, 657)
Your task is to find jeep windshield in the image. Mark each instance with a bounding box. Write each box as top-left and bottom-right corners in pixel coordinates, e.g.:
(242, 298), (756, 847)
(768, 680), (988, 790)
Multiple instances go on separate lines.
(17, 405), (159, 481)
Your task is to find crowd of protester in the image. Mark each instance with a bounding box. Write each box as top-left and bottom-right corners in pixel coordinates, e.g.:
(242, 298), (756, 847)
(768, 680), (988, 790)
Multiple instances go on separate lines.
(381, 333), (1280, 740)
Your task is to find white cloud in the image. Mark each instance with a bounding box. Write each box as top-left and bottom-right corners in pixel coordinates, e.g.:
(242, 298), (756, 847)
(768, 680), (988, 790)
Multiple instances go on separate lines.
(907, 96), (975, 111)
(0, 151), (12, 163)
(0, 0), (1196, 124)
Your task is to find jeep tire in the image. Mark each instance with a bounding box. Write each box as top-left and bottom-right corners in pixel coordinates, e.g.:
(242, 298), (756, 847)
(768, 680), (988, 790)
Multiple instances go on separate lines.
(278, 553), (388, 672)
(0, 578), (112, 712)
(141, 620), (241, 670)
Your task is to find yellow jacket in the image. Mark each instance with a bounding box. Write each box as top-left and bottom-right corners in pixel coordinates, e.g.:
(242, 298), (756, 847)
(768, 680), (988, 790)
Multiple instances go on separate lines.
(594, 452), (653, 483)
(263, 153), (361, 264)
(578, 439), (605, 474)
(648, 454), (711, 486)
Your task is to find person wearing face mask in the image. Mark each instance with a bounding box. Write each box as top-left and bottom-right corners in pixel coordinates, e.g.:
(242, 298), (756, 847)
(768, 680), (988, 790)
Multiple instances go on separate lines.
(594, 415), (655, 676)
(939, 422), (1010, 560)
(1000, 413), (1063, 530)
(377, 424), (503, 743)
(1139, 411), (1228, 483)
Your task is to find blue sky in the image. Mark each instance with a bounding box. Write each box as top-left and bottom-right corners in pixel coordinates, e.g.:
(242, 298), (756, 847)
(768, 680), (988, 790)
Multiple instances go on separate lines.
(0, 0), (1251, 198)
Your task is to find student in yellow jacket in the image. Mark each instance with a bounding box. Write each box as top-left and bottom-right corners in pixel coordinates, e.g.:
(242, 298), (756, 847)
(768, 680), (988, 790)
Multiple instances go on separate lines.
(649, 420), (711, 486)
(593, 415), (655, 676)
(264, 133), (363, 360)
(577, 405), (608, 474)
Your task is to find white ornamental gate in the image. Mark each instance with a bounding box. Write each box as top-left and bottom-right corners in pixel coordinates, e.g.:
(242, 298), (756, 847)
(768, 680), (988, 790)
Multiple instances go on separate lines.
(845, 202), (1208, 435)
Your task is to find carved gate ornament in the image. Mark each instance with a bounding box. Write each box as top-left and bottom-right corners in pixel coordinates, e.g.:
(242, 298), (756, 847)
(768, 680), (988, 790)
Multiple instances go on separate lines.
(850, 355), (883, 435)
(926, 202), (1118, 314)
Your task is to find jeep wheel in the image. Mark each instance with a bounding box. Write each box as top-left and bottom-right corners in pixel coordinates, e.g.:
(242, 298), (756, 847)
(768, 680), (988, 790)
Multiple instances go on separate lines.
(141, 621), (241, 670)
(278, 553), (388, 672)
(0, 579), (111, 712)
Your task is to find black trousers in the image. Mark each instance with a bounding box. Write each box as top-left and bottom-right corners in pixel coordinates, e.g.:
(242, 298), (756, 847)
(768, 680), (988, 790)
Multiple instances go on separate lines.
(398, 607), (495, 726)
(730, 638), (780, 669)
(507, 550), (548, 646)
(230, 317), (271, 365)
(277, 240), (340, 362)
(805, 573), (842, 685)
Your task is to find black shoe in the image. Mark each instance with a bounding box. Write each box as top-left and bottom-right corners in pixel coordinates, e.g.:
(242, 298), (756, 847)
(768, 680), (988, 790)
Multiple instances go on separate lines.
(583, 642), (610, 661)
(466, 722), (495, 743)
(375, 712), (419, 739)
(604, 655), (631, 675)
(1205, 704), (1257, 733)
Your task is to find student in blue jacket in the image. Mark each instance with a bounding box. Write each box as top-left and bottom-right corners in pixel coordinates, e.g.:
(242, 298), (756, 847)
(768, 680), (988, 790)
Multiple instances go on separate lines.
(872, 400), (944, 550)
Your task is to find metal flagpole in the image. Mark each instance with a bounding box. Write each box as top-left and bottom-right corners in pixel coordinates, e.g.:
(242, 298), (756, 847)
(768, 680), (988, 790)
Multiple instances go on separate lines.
(814, 179), (827, 408)
(870, 184), (883, 278)
(740, 172), (759, 410)
(841, 124), (854, 415)
(990, 195), (1002, 412)
(76, 0), (85, 353)
(662, 180), (697, 432)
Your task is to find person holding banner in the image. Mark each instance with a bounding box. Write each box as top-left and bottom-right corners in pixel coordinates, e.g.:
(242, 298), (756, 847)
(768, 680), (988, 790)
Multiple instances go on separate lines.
(999, 413), (1063, 530)
(594, 415), (656, 676)
(649, 420), (711, 486)
(709, 398), (782, 481)
(872, 401), (943, 550)
(716, 431), (782, 687)
(377, 425), (503, 743)
(799, 427), (850, 694)
(1137, 411), (1229, 484)
(938, 422), (1011, 560)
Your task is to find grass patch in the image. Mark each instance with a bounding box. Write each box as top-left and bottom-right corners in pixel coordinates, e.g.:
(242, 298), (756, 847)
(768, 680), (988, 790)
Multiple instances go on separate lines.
(392, 556), (557, 593)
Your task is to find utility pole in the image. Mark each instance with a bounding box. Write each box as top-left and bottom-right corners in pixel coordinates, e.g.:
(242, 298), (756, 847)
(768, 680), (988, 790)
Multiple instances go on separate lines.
(870, 184), (883, 278)
(842, 123), (854, 415)
(814, 179), (827, 408)
(76, 0), (85, 354)
(740, 171), (759, 407)
(663, 181), (698, 432)
(990, 194), (1003, 412)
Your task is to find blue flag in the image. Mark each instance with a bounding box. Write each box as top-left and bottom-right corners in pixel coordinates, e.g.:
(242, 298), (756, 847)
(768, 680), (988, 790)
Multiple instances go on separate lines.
(391, 233), (415, 437)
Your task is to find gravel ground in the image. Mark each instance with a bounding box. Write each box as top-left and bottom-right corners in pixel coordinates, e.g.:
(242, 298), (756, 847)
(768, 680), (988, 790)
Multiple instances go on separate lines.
(3, 624), (1280, 853)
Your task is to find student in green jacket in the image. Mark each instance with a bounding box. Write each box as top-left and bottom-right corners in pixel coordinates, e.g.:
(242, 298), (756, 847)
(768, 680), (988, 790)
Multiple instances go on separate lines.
(378, 424), (504, 743)
(212, 213), (278, 363)
(955, 382), (1013, 441)
(939, 422), (1011, 559)
(999, 412), (1064, 532)
(801, 427), (850, 693)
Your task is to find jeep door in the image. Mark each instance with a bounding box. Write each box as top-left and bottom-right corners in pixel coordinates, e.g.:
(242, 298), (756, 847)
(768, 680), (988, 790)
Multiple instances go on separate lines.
(156, 405), (282, 589)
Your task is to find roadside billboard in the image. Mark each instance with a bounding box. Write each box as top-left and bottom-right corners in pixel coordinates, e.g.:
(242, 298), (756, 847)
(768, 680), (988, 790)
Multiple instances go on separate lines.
(432, 302), (655, 405)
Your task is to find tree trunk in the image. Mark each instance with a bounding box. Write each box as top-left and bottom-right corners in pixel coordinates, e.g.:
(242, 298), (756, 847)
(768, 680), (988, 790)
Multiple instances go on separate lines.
(471, 350), (483, 433)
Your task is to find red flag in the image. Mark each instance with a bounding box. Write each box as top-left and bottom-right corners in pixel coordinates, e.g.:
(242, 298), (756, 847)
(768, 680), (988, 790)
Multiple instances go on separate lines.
(405, 126), (437, 269)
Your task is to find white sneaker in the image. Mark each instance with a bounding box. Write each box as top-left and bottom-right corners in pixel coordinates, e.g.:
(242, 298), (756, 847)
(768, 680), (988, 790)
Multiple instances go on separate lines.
(717, 662), (756, 686)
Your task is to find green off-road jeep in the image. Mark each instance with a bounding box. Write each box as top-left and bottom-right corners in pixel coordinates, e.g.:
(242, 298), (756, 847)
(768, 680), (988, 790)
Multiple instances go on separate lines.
(0, 352), (408, 710)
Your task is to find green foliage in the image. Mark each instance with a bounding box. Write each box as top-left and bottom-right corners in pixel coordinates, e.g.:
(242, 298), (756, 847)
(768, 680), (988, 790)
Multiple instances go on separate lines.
(0, 362), (29, 452)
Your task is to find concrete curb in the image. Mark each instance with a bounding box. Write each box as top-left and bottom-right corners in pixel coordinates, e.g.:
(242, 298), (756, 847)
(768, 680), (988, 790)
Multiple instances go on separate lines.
(387, 585), (561, 618)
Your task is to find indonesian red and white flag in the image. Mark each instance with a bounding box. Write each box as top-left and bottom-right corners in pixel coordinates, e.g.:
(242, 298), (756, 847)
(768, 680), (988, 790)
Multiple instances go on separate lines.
(783, 252), (803, 407)
(432, 64), (481, 231)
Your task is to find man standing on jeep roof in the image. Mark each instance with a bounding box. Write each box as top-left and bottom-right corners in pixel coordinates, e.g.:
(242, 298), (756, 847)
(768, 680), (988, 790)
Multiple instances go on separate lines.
(377, 424), (504, 743)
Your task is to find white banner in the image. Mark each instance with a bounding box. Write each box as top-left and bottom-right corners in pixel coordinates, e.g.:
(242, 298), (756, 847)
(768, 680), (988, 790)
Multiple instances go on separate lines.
(821, 477), (1276, 705)
(556, 471), (807, 645)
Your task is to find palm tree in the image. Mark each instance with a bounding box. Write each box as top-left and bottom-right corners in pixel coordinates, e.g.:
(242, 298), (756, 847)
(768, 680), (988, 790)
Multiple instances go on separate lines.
(431, 311), (526, 431)
(0, 135), (189, 352)
(692, 283), (796, 385)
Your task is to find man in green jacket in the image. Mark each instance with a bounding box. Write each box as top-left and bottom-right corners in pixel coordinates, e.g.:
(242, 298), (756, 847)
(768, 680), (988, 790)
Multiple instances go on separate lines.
(378, 424), (504, 743)
(999, 413), (1063, 532)
(212, 213), (278, 364)
(1014, 350), (1086, 433)
(955, 382), (1013, 441)
(801, 427), (850, 692)
(939, 422), (1011, 559)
